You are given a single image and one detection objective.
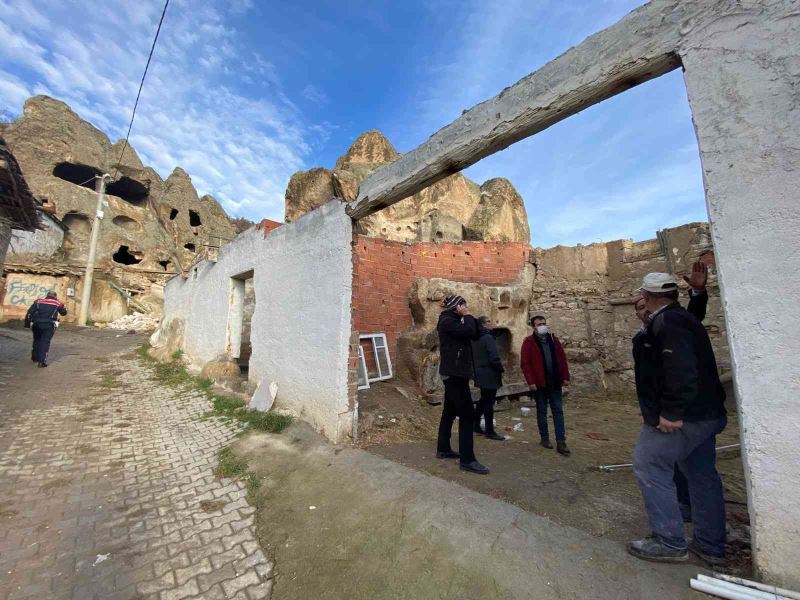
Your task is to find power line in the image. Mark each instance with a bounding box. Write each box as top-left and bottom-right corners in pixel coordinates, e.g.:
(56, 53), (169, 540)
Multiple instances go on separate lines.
(112, 0), (170, 180)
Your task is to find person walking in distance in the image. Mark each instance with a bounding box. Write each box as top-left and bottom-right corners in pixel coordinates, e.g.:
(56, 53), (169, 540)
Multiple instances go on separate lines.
(471, 316), (505, 441)
(520, 316), (571, 455)
(628, 272), (727, 565)
(24, 291), (67, 368)
(633, 259), (710, 523)
(435, 295), (490, 475)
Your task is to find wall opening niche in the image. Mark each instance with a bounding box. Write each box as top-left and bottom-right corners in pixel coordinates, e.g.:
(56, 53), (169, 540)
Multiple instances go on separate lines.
(226, 270), (255, 376)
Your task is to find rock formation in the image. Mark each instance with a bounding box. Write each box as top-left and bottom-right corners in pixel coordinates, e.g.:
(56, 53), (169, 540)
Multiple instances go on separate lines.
(285, 130), (531, 244)
(1, 96), (237, 316)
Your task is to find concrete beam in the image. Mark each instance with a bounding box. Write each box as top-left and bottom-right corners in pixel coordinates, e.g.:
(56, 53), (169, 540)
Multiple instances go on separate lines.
(347, 0), (726, 220)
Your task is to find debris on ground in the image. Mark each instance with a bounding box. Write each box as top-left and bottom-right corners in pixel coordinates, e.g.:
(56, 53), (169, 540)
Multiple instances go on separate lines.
(96, 313), (159, 333)
(92, 554), (109, 566)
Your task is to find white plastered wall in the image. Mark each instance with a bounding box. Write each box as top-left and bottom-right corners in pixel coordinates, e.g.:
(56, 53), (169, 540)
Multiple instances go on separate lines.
(680, 12), (800, 587)
(157, 201), (354, 442)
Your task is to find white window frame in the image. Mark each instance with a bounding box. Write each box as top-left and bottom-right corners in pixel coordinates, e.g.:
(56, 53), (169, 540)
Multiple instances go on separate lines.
(359, 333), (393, 383)
(357, 345), (370, 390)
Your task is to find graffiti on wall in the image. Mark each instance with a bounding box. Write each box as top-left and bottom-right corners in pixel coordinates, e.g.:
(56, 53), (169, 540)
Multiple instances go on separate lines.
(4, 280), (55, 306)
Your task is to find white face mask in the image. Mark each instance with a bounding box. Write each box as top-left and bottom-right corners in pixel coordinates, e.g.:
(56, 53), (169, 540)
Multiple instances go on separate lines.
(536, 325), (549, 335)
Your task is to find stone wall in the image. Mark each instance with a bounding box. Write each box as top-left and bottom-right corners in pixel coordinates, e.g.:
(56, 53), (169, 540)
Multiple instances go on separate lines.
(7, 213), (64, 260)
(0, 271), (129, 323)
(530, 222), (727, 400)
(352, 222), (727, 402)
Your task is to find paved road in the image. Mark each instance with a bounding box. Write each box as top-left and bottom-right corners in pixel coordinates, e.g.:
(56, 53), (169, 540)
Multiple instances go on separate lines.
(0, 326), (273, 600)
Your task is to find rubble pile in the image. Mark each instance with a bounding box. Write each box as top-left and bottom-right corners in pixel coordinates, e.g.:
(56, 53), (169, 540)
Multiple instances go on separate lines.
(100, 313), (159, 332)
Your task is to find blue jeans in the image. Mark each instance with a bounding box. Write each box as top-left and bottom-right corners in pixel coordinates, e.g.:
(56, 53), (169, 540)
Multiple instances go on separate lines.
(633, 417), (727, 555)
(534, 388), (565, 441)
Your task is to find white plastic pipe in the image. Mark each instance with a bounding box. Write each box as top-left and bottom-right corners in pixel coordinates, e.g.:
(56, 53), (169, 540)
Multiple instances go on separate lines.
(691, 578), (765, 600)
(710, 574), (800, 600)
(697, 575), (791, 600)
(692, 576), (792, 600)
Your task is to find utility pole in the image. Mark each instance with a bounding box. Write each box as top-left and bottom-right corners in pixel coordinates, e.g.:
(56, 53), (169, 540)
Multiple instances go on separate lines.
(78, 173), (110, 326)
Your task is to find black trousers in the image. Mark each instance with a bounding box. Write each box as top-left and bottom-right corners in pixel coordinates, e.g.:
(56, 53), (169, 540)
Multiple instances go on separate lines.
(436, 376), (477, 464)
(31, 323), (56, 363)
(474, 388), (498, 434)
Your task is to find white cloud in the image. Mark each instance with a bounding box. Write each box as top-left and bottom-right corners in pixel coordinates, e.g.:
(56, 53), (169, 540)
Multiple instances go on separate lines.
(0, 0), (323, 221)
(0, 70), (31, 110)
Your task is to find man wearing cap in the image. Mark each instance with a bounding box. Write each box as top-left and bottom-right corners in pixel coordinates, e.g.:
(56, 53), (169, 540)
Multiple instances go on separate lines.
(436, 294), (490, 475)
(634, 259), (710, 524)
(628, 271), (727, 565)
(24, 291), (68, 368)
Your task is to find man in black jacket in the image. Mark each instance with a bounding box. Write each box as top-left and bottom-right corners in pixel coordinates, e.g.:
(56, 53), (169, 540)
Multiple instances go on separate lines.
(24, 291), (68, 368)
(435, 295), (489, 474)
(628, 273), (727, 565)
(472, 316), (505, 441)
(634, 260), (710, 522)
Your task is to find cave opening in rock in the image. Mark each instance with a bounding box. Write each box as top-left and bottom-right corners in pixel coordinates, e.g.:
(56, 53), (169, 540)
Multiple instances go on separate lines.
(52, 163), (101, 190)
(112, 215), (141, 232)
(169, 208), (179, 220)
(492, 327), (520, 380)
(158, 259), (171, 271)
(62, 212), (92, 236)
(112, 245), (143, 265)
(184, 243), (196, 252)
(106, 176), (149, 205)
(189, 210), (202, 227)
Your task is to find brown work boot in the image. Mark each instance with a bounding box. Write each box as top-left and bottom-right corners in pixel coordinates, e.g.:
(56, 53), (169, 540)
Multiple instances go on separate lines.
(557, 440), (571, 456)
(540, 438), (553, 449)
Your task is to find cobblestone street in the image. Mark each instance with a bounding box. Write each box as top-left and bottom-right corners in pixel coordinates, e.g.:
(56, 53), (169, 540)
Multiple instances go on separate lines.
(0, 326), (274, 600)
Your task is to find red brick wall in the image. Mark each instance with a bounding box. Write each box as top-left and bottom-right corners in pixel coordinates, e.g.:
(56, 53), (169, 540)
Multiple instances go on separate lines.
(351, 235), (530, 366)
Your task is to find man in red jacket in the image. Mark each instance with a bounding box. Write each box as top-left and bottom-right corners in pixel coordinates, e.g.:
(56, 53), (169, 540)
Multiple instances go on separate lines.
(520, 315), (571, 455)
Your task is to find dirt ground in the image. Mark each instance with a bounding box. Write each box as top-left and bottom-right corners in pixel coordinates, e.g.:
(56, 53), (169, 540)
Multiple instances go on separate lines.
(356, 378), (752, 575)
(237, 424), (711, 600)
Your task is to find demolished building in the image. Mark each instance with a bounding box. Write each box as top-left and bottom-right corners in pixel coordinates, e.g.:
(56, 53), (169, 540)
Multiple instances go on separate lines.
(153, 0), (799, 587)
(0, 96), (237, 323)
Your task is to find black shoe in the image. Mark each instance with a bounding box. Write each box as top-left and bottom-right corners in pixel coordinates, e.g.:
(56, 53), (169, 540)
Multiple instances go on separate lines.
(485, 432), (505, 441)
(627, 536), (688, 563)
(38, 361), (48, 368)
(459, 461), (490, 475)
(436, 451), (460, 460)
(557, 440), (571, 456)
(688, 540), (726, 566)
(540, 438), (553, 449)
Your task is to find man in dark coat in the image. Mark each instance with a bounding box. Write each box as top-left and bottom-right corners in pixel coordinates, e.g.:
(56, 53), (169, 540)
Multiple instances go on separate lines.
(628, 272), (727, 565)
(24, 291), (68, 367)
(634, 260), (710, 524)
(471, 316), (505, 441)
(435, 295), (489, 475)
(520, 316), (571, 455)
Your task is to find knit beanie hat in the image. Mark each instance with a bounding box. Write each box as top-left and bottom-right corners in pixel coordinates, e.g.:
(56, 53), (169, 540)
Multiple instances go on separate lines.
(442, 295), (466, 311)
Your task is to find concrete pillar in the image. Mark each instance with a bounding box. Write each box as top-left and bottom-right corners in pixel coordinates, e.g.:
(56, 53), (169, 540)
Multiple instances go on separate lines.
(681, 11), (800, 588)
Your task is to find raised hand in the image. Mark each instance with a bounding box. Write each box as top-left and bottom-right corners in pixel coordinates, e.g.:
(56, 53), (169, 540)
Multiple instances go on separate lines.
(682, 260), (708, 291)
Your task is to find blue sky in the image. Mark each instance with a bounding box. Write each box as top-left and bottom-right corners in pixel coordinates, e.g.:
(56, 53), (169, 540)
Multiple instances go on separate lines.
(0, 0), (708, 248)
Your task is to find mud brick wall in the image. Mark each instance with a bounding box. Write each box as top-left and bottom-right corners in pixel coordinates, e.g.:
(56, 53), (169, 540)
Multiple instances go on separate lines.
(351, 235), (530, 363)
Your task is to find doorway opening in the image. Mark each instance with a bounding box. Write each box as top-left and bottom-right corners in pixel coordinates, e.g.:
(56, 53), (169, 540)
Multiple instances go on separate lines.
(226, 270), (255, 376)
